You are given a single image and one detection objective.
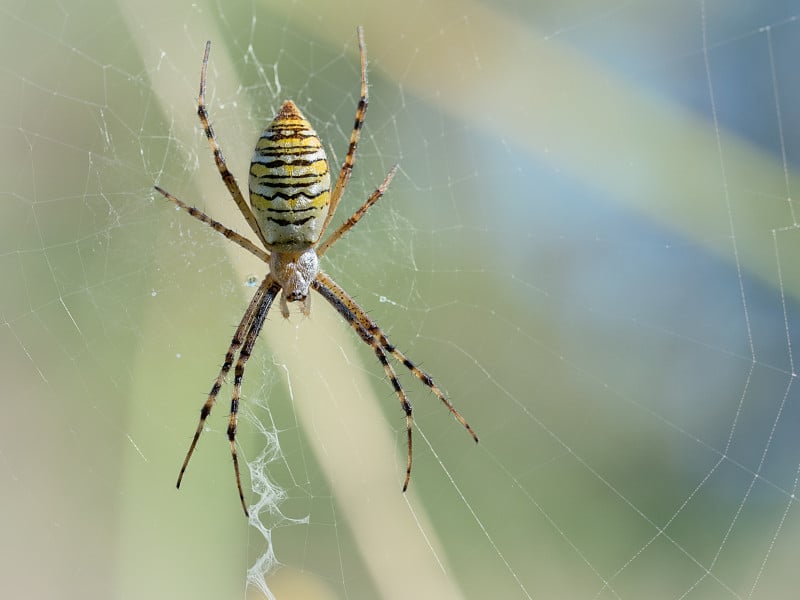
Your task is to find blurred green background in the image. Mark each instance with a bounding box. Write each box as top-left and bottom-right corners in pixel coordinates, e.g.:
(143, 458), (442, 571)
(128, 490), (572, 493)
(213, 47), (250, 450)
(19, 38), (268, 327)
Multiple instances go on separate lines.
(3, 0), (800, 598)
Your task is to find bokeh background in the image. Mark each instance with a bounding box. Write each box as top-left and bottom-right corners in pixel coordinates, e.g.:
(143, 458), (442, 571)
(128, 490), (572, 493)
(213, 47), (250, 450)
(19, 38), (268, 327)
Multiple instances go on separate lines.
(3, 0), (800, 598)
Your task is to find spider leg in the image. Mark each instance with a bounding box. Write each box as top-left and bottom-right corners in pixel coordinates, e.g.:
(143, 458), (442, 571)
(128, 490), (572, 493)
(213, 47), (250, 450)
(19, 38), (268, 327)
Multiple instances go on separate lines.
(318, 26), (368, 237)
(176, 275), (275, 492)
(312, 276), (414, 490)
(228, 279), (281, 516)
(154, 186), (270, 263)
(315, 271), (478, 443)
(197, 41), (270, 248)
(317, 164), (398, 257)
(376, 343), (413, 491)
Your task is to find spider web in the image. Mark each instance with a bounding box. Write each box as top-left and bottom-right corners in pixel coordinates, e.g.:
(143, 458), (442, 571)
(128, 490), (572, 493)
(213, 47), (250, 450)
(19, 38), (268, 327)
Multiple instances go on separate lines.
(3, 0), (800, 598)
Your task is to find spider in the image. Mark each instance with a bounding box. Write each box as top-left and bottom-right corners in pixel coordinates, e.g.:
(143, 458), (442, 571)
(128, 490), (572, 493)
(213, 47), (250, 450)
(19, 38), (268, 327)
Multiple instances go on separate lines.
(155, 27), (478, 517)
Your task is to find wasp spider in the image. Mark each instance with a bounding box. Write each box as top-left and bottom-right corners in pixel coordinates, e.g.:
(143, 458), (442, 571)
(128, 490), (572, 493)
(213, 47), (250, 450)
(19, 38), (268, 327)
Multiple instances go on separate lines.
(155, 27), (478, 517)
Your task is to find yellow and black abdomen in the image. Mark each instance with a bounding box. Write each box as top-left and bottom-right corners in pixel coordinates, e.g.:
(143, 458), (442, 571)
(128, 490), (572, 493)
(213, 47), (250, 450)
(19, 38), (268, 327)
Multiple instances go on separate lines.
(249, 100), (331, 251)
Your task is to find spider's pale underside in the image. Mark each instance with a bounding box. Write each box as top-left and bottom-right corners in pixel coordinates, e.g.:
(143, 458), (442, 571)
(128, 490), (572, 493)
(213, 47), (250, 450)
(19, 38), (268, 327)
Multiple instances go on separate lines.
(155, 27), (478, 517)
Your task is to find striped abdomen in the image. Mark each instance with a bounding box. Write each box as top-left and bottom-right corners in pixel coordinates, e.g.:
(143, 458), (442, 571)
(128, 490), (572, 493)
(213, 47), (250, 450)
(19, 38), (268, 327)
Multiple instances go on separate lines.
(249, 100), (331, 251)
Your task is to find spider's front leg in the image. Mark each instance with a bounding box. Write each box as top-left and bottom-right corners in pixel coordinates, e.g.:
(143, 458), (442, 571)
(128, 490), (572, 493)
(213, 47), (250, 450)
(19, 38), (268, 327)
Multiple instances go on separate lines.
(176, 276), (273, 490)
(311, 275), (417, 490)
(226, 280), (281, 517)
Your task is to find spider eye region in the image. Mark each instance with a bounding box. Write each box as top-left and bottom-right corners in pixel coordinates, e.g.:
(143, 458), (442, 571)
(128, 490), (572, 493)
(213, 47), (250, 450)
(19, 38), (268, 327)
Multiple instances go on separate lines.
(270, 249), (319, 302)
(249, 100), (331, 252)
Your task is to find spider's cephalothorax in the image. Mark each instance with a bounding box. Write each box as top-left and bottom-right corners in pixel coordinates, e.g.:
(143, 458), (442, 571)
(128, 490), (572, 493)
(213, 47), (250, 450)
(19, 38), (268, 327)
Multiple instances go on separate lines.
(155, 27), (477, 518)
